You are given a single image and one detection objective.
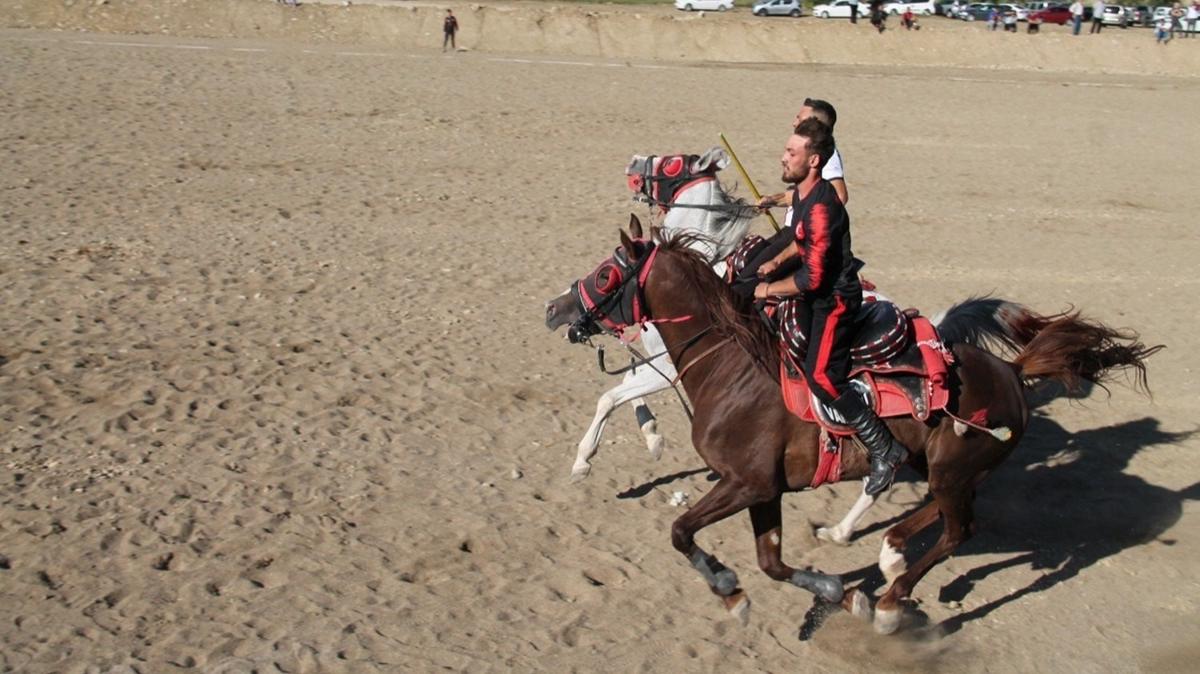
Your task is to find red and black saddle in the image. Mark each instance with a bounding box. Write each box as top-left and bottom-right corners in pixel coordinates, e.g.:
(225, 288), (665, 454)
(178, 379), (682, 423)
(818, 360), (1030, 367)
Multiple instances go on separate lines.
(777, 305), (954, 487)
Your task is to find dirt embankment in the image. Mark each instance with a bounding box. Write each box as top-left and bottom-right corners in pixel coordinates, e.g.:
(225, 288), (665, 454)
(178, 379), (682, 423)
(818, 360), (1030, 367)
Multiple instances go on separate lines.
(2, 0), (1198, 76)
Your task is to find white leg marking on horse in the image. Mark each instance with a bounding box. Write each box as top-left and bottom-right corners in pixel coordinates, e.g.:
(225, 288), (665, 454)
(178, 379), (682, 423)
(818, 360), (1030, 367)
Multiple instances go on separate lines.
(817, 489), (878, 546)
(953, 420), (968, 436)
(879, 538), (906, 587)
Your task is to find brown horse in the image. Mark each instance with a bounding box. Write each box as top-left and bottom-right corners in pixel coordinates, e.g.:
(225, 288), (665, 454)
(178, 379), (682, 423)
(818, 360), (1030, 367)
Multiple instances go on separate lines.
(544, 216), (1161, 634)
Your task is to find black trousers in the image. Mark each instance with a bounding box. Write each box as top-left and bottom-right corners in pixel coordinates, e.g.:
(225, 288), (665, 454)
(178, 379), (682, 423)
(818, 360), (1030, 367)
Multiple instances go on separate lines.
(851, 5), (858, 22)
(784, 295), (860, 405)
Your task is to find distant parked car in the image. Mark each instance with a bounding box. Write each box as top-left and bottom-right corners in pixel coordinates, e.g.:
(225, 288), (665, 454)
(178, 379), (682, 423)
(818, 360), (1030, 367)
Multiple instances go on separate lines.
(958, 2), (998, 20)
(813, 0), (858, 18)
(884, 0), (936, 15)
(1129, 5), (1153, 26)
(753, 0), (804, 16)
(994, 2), (1028, 19)
(674, 0), (734, 11)
(1100, 4), (1125, 24)
(1028, 5), (1072, 23)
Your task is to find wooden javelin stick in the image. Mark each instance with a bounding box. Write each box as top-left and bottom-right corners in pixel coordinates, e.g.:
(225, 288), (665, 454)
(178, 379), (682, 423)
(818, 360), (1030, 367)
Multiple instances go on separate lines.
(719, 132), (780, 233)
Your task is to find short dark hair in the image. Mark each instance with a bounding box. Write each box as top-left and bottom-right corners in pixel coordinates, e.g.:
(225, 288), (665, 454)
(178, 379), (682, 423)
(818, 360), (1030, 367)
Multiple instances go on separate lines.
(793, 117), (835, 171)
(802, 98), (838, 129)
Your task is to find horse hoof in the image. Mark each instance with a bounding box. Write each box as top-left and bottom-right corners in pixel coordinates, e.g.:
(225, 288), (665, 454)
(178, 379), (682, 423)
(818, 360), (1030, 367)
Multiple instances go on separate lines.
(815, 526), (851, 546)
(645, 433), (664, 461)
(843, 588), (873, 620)
(873, 606), (903, 635)
(723, 591), (751, 626)
(569, 464), (591, 483)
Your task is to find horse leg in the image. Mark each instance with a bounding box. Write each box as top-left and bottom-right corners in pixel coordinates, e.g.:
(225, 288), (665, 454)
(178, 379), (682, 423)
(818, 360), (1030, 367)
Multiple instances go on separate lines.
(874, 484), (974, 635)
(750, 498), (845, 604)
(632, 399), (664, 461)
(877, 500), (942, 589)
(671, 479), (770, 611)
(816, 486), (878, 546)
(571, 365), (672, 482)
(631, 324), (673, 461)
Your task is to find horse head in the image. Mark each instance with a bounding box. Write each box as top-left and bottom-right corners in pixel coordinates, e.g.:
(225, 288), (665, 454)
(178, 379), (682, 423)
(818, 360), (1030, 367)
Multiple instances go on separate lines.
(625, 147), (753, 266)
(545, 215), (654, 343)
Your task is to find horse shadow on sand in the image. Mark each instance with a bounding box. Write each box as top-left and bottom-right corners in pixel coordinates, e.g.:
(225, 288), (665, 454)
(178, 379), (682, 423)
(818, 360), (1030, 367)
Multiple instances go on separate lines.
(828, 383), (1199, 636)
(619, 384), (1198, 637)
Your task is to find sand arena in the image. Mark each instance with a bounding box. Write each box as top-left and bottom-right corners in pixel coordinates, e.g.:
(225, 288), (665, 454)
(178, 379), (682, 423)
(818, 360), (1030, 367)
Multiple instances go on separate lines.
(1, 0), (1199, 672)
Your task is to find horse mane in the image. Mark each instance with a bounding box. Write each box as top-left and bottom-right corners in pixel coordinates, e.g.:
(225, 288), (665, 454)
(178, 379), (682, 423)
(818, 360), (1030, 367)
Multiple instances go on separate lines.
(653, 228), (780, 376)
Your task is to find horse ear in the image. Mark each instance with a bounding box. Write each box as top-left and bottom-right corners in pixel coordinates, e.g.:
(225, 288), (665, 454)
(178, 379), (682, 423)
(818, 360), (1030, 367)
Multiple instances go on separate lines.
(692, 146), (730, 173)
(628, 213), (644, 240)
(620, 228), (640, 262)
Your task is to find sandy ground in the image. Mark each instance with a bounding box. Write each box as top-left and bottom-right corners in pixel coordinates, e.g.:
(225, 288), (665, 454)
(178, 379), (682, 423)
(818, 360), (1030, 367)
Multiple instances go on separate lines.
(1, 3), (1200, 673)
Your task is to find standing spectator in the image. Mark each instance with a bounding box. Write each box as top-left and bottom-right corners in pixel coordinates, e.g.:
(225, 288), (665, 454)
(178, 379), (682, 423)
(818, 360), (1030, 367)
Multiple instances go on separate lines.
(1003, 9), (1018, 30)
(987, 6), (999, 30)
(1186, 2), (1200, 36)
(950, 0), (962, 17)
(869, 0), (887, 32)
(1090, 0), (1105, 32)
(1028, 12), (1043, 32)
(1170, 2), (1186, 38)
(442, 9), (459, 52)
(849, 0), (860, 24)
(901, 6), (916, 28)
(1156, 13), (1172, 42)
(1070, 0), (1085, 34)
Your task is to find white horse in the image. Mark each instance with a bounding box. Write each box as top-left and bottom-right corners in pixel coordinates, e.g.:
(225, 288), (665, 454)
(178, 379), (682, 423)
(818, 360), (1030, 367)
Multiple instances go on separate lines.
(568, 147), (756, 482)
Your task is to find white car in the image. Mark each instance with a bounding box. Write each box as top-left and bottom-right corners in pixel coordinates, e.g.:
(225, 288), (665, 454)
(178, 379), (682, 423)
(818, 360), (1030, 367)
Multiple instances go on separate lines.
(813, 0), (858, 18)
(884, 0), (936, 15)
(675, 0), (734, 10)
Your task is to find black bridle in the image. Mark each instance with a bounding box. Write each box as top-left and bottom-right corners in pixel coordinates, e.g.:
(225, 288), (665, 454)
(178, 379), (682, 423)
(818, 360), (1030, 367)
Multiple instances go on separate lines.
(627, 154), (749, 215)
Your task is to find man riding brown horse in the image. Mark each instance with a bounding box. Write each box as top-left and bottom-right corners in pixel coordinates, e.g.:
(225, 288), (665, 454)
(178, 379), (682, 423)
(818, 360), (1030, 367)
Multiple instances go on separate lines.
(731, 117), (907, 496)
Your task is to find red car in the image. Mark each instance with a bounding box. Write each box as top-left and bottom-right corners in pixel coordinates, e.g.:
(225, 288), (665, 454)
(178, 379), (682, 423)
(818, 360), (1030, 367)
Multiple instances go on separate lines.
(1029, 6), (1073, 23)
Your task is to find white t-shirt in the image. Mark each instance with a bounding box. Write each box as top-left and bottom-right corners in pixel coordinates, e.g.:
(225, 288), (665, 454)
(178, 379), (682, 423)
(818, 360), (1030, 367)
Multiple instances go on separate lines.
(823, 147), (845, 181)
(1070, 1), (1084, 16)
(1187, 5), (1199, 19)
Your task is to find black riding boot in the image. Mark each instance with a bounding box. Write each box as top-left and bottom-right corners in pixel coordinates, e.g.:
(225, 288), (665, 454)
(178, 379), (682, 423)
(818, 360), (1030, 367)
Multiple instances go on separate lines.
(830, 390), (908, 496)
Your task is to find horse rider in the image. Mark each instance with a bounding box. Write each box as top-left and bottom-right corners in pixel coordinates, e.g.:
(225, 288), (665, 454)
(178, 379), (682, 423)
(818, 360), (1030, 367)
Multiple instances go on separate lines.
(758, 98), (848, 207)
(734, 118), (908, 496)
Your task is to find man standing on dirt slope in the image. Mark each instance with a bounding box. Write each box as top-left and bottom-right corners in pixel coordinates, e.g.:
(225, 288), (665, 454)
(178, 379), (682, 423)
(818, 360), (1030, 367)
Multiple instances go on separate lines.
(443, 9), (459, 52)
(1090, 0), (1106, 32)
(1070, 0), (1085, 34)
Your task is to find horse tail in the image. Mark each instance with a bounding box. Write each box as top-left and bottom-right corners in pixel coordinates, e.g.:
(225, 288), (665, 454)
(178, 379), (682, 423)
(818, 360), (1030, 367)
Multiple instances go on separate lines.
(1010, 310), (1163, 396)
(933, 295), (1039, 356)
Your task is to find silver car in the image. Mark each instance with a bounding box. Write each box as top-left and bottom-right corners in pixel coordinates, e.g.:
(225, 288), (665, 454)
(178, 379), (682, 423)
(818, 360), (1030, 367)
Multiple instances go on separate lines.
(753, 0), (805, 16)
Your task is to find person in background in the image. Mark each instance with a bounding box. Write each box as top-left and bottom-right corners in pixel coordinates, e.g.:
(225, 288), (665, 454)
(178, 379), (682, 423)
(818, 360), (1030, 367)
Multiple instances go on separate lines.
(1028, 11), (1043, 32)
(1070, 0), (1085, 34)
(901, 6), (916, 28)
(1170, 2), (1186, 38)
(1188, 1), (1200, 36)
(1156, 13), (1172, 42)
(849, 0), (860, 24)
(1090, 0), (1106, 32)
(1003, 8), (1019, 30)
(988, 5), (1000, 29)
(443, 9), (459, 52)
